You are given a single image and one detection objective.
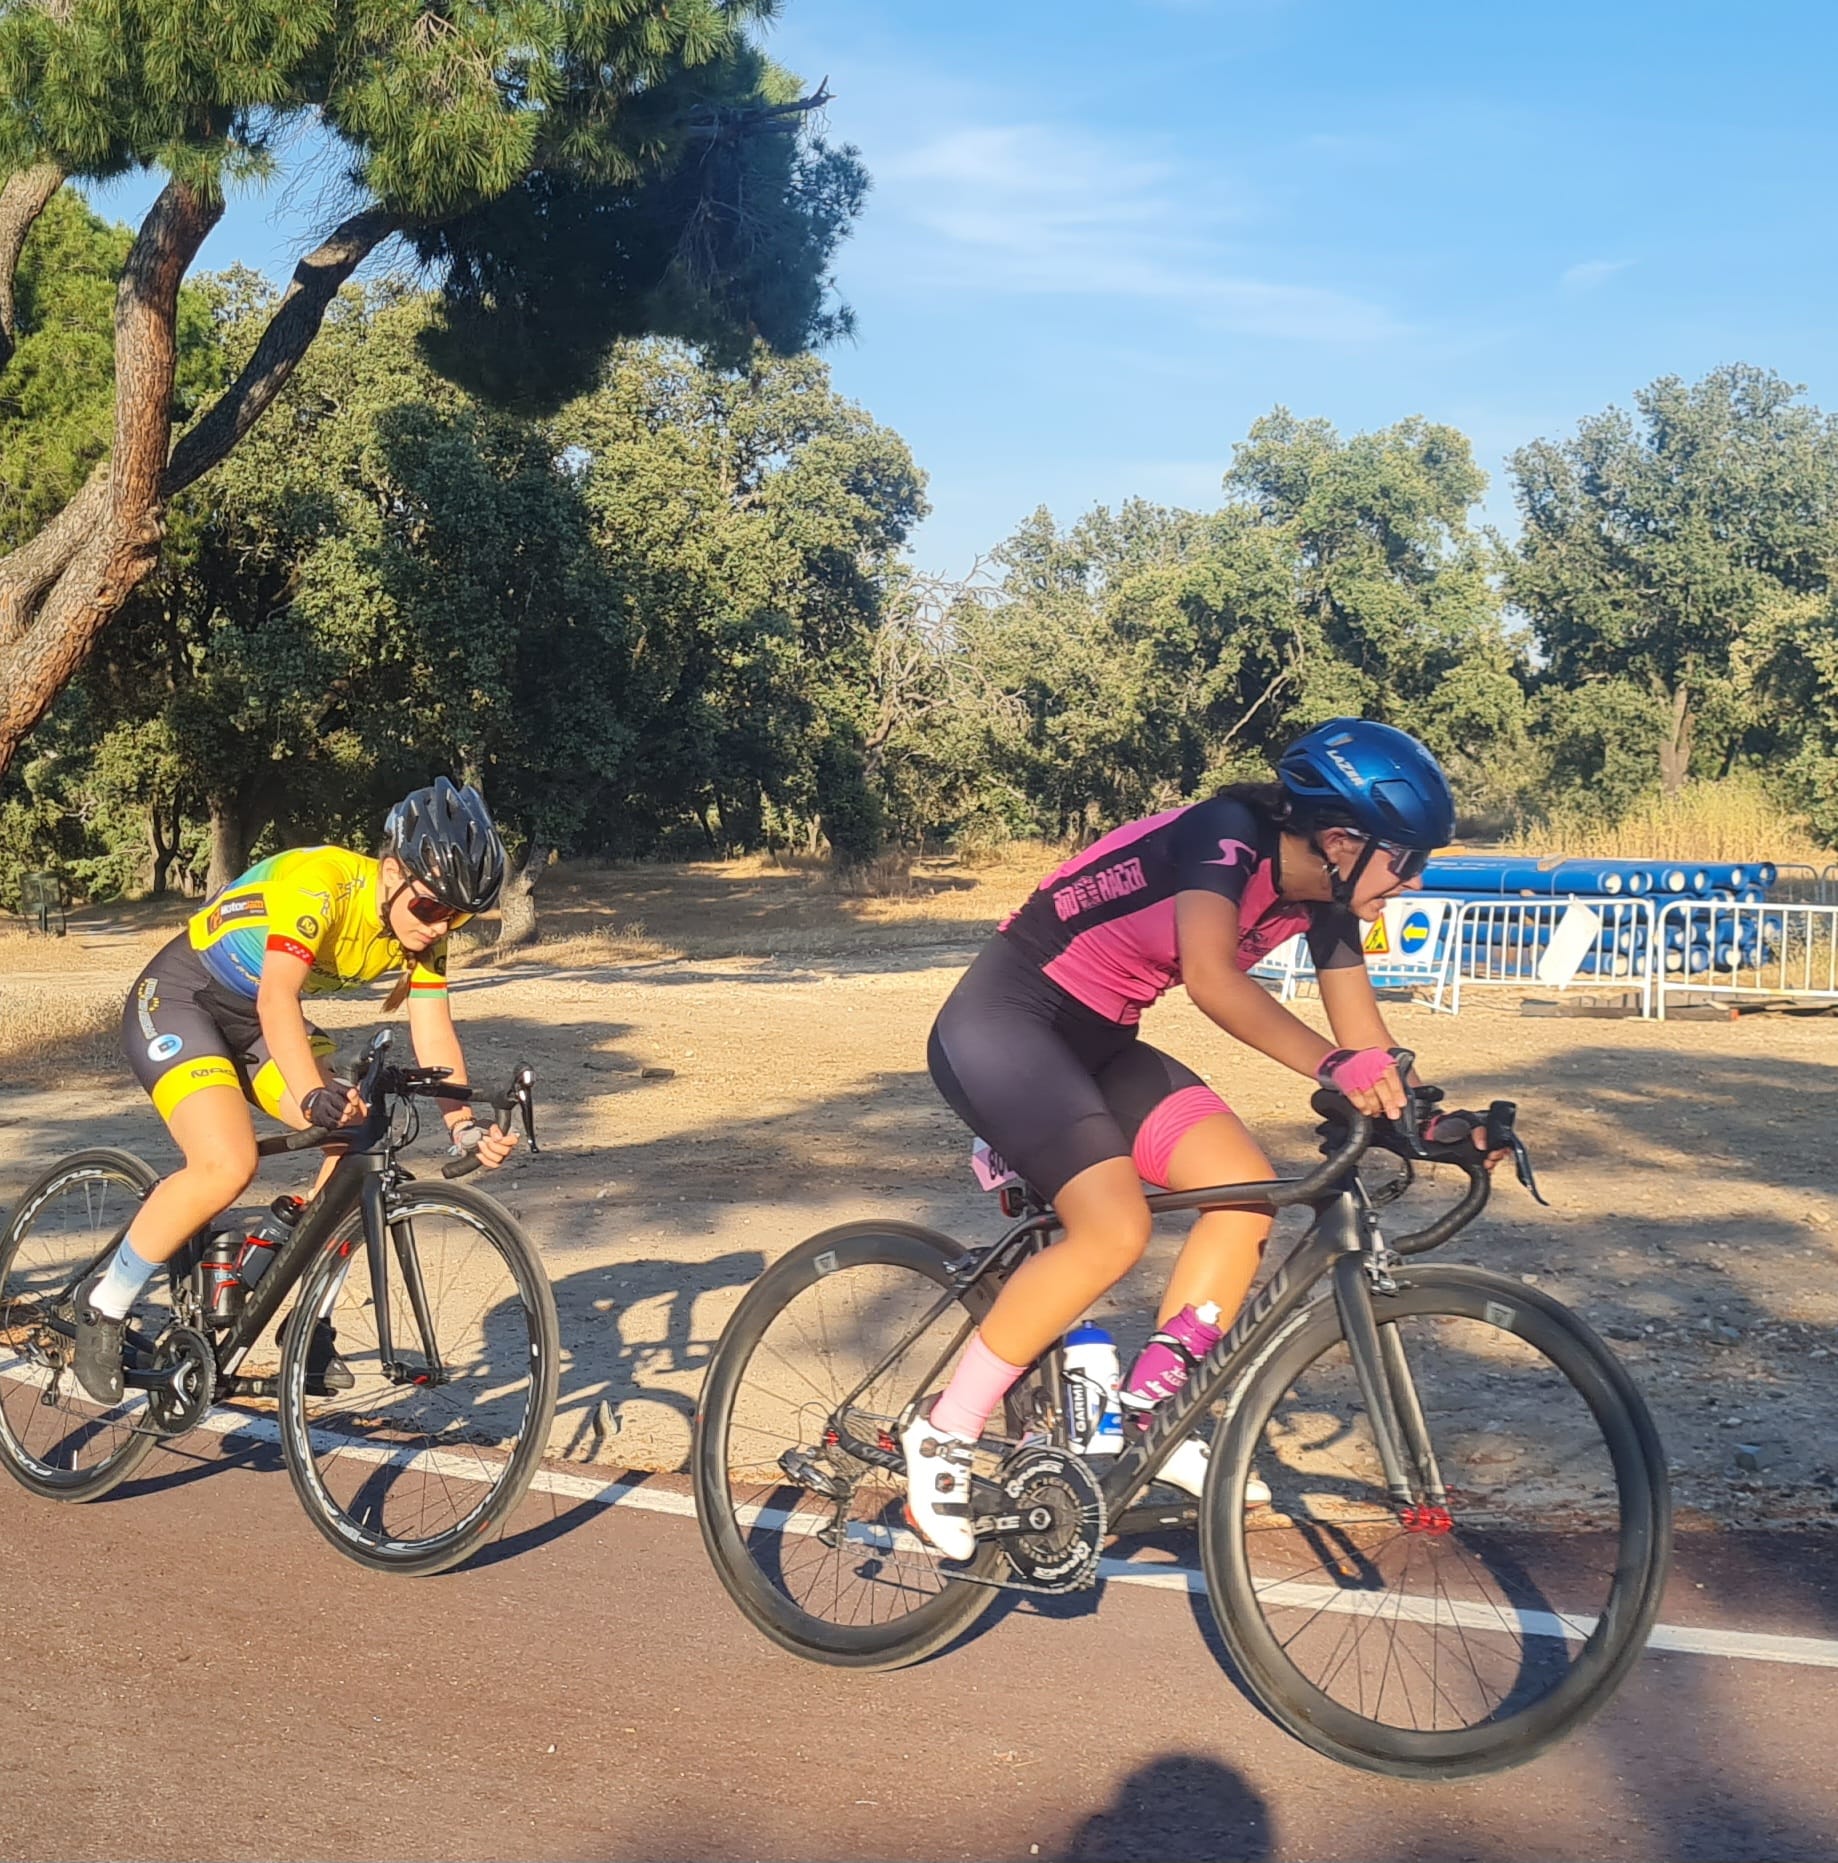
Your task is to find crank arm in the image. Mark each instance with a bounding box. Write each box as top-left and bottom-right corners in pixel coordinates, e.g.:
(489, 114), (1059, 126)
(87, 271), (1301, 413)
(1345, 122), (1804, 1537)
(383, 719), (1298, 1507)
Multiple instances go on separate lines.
(122, 1360), (191, 1394)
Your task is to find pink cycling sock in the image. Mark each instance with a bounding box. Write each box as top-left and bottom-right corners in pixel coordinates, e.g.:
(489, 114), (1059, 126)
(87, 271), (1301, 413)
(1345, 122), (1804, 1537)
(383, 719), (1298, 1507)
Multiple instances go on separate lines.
(931, 1333), (1027, 1440)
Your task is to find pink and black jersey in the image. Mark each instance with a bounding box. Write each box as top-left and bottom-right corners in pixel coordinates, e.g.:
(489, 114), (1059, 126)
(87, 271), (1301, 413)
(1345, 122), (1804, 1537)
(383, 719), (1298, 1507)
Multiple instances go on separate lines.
(997, 796), (1363, 1024)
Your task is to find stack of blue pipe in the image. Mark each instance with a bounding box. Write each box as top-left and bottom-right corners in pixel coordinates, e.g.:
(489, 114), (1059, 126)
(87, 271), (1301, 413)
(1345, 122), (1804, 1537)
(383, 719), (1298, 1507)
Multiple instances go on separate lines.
(1420, 856), (1785, 978)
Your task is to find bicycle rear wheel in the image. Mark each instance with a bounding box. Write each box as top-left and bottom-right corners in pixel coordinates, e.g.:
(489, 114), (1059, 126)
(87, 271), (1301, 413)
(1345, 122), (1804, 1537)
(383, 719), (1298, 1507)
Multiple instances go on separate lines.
(0, 1150), (163, 1500)
(693, 1221), (1024, 1669)
(277, 1179), (559, 1576)
(1203, 1265), (1669, 1779)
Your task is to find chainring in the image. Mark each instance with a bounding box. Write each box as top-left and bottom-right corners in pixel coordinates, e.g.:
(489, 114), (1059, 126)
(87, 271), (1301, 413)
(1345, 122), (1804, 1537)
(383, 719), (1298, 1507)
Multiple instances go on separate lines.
(991, 1443), (1107, 1592)
(145, 1325), (216, 1437)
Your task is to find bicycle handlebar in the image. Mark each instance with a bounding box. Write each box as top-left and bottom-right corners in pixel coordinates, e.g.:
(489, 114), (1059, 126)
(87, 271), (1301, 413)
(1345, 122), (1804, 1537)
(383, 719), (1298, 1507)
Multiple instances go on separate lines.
(441, 1061), (537, 1179)
(249, 1030), (538, 1178)
(1310, 1057), (1546, 1253)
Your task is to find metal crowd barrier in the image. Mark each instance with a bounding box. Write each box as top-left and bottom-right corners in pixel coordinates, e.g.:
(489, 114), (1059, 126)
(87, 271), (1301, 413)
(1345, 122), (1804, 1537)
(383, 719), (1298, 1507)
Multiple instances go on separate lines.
(1448, 897), (1658, 1017)
(1768, 863), (1835, 906)
(1653, 900), (1838, 1019)
(1251, 896), (1463, 1011)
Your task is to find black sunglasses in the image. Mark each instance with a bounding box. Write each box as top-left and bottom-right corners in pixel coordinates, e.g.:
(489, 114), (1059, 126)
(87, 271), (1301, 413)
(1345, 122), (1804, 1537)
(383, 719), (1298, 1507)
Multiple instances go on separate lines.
(1372, 841), (1432, 884)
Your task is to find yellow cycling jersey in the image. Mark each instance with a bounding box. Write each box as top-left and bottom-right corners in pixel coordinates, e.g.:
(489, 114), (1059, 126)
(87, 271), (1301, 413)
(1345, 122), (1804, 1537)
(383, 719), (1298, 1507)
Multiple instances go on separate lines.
(186, 846), (448, 1003)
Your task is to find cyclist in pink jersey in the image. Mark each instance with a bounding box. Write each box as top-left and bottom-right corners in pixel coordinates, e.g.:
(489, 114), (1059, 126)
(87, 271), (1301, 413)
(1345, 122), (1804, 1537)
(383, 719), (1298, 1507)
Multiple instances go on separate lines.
(907, 719), (1471, 1555)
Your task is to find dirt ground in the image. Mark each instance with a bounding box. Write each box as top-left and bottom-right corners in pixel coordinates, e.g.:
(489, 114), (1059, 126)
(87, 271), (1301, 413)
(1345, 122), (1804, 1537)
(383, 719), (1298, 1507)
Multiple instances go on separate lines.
(2, 853), (1836, 1531)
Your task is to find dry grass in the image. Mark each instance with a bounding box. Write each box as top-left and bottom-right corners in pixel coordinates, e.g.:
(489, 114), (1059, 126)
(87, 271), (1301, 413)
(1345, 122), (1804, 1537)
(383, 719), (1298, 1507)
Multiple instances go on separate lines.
(461, 843), (1067, 970)
(1507, 779), (1835, 866)
(0, 975), (121, 1082)
(0, 842), (1079, 1074)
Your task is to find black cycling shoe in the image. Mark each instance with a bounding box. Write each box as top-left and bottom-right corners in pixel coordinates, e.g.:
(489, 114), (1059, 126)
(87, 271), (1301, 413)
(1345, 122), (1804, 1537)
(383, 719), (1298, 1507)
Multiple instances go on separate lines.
(276, 1314), (355, 1395)
(69, 1275), (127, 1406)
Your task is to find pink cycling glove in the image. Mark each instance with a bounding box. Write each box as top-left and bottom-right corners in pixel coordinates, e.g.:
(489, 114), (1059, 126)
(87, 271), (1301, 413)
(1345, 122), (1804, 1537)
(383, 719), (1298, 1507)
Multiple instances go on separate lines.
(1315, 1047), (1397, 1095)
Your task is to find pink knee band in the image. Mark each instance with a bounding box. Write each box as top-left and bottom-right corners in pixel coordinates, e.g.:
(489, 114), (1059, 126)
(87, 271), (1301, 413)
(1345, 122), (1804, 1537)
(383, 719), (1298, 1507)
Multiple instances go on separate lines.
(932, 1333), (1027, 1440)
(1132, 1084), (1232, 1188)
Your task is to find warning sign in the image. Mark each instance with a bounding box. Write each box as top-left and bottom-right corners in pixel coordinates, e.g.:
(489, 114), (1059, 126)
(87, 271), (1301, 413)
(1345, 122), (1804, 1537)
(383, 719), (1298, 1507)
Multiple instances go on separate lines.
(1363, 917), (1391, 955)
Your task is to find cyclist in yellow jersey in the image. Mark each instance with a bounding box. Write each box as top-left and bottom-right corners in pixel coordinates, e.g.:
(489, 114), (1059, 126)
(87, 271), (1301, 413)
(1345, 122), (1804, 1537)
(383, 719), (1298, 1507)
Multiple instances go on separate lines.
(72, 780), (518, 1404)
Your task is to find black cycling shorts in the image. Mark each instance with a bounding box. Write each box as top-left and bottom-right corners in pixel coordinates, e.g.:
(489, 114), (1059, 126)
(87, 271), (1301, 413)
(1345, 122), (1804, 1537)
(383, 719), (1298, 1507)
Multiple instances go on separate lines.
(123, 935), (334, 1123)
(927, 935), (1227, 1200)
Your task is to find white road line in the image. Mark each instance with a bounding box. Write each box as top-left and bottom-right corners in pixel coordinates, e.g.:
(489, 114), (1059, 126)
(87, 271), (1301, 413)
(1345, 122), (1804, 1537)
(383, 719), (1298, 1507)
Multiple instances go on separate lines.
(10, 1377), (1838, 1673)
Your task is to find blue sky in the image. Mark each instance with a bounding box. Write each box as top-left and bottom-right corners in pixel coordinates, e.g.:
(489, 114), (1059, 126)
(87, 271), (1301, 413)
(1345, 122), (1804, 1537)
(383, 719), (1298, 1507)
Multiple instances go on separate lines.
(86, 0), (1838, 575)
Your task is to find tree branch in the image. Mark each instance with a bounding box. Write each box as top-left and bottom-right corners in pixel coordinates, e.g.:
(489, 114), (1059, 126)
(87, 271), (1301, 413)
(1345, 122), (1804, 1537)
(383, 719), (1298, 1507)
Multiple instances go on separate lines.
(0, 162), (65, 367)
(683, 80), (832, 140)
(0, 467), (109, 649)
(164, 206), (400, 496)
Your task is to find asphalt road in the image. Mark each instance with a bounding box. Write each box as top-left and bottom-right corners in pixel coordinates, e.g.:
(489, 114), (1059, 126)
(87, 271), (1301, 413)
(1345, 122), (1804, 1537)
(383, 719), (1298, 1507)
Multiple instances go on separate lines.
(9, 1425), (1838, 1863)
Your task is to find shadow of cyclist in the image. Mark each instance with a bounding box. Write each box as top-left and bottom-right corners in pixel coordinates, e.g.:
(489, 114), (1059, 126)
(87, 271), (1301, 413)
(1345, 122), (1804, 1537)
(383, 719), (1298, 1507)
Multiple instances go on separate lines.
(1053, 1752), (1271, 1862)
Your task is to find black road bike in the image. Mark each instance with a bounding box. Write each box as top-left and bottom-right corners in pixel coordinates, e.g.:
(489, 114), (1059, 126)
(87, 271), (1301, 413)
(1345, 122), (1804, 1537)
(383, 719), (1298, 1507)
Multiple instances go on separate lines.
(0, 1030), (559, 1576)
(693, 1060), (1672, 1779)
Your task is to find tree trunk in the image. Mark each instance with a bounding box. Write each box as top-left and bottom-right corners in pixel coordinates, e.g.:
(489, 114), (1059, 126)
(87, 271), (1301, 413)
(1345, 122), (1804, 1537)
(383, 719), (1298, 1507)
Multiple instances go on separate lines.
(146, 798), (177, 897)
(0, 198), (395, 779)
(1657, 683), (1693, 797)
(0, 163), (66, 369)
(205, 796), (250, 898)
(496, 841), (552, 949)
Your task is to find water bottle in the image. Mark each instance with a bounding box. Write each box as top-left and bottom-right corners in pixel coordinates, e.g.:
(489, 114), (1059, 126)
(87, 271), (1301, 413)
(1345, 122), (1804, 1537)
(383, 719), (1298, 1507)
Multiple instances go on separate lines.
(198, 1229), (245, 1327)
(1120, 1301), (1224, 1425)
(234, 1195), (303, 1293)
(1062, 1323), (1124, 1457)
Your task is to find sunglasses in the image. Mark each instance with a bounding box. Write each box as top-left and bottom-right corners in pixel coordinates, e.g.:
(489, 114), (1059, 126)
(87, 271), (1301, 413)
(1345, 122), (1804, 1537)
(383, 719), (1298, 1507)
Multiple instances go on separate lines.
(402, 887), (471, 928)
(1372, 841), (1432, 884)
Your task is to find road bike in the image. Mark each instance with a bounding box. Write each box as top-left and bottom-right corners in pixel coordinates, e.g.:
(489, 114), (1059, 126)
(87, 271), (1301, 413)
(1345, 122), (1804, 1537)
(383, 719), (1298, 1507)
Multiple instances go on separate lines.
(0, 1029), (559, 1576)
(692, 1060), (1671, 1778)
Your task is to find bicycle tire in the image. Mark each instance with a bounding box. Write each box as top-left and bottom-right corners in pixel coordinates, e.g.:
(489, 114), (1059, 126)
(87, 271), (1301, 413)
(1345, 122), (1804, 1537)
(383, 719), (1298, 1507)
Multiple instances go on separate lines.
(1203, 1265), (1670, 1779)
(0, 1149), (163, 1501)
(693, 1221), (1021, 1669)
(277, 1178), (559, 1576)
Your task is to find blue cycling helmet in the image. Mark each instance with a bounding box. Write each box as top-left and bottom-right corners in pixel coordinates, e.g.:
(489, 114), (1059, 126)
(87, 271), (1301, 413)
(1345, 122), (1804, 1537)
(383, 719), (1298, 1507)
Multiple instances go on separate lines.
(1277, 719), (1455, 902)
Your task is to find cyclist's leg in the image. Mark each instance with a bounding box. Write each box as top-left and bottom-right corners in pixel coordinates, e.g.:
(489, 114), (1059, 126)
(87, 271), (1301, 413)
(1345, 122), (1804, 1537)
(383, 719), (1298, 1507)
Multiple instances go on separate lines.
(909, 943), (1149, 1551)
(244, 1027), (343, 1195)
(1093, 1044), (1276, 1496)
(1092, 1040), (1275, 1326)
(927, 942), (1151, 1368)
(117, 963), (262, 1265)
(75, 969), (260, 1398)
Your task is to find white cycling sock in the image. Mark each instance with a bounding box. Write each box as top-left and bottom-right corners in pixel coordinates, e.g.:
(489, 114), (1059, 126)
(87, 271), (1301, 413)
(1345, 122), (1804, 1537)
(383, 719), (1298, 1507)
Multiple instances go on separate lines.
(86, 1233), (161, 1319)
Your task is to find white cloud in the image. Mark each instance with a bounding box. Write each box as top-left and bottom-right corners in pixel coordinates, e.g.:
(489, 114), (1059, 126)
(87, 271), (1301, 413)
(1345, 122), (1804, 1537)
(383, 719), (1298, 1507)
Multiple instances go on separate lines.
(1560, 258), (1635, 294)
(875, 121), (1402, 344)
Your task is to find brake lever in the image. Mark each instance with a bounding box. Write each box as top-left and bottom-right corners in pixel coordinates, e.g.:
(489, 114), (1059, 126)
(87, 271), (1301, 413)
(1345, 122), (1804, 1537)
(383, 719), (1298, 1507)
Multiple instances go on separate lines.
(1484, 1099), (1549, 1206)
(497, 1063), (538, 1153)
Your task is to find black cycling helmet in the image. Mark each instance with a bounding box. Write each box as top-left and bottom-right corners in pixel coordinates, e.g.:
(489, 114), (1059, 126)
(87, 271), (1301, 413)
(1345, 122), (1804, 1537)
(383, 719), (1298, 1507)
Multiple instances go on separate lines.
(383, 777), (506, 913)
(1276, 719), (1455, 904)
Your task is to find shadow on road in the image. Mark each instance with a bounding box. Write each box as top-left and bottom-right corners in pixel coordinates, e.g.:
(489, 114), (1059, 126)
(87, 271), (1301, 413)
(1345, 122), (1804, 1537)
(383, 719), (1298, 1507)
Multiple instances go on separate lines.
(1052, 1752), (1271, 1862)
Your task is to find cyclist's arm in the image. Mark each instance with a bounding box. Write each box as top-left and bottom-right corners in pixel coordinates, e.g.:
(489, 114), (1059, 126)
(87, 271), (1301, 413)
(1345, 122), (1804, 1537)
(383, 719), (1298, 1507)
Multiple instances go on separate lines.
(1318, 950), (1498, 1158)
(405, 988), (471, 1138)
(1317, 962), (1408, 1066)
(406, 988), (518, 1166)
(256, 945), (354, 1121)
(1177, 890), (1337, 1079)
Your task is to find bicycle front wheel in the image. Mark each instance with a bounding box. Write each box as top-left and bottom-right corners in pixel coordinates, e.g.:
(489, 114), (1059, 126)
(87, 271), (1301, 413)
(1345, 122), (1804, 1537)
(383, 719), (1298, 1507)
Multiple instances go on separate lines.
(693, 1221), (1024, 1669)
(277, 1179), (559, 1576)
(1203, 1265), (1670, 1779)
(0, 1150), (162, 1500)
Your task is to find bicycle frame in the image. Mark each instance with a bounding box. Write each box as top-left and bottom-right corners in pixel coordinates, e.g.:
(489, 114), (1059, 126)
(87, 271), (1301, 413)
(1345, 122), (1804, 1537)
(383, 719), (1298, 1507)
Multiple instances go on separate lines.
(830, 1102), (1491, 1539)
(70, 1032), (476, 1404)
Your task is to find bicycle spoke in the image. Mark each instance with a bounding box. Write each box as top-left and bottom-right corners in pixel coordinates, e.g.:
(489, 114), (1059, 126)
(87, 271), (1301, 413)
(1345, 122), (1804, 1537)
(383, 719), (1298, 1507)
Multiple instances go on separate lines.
(283, 1190), (550, 1567)
(0, 1157), (160, 1494)
(1237, 1302), (1637, 1741)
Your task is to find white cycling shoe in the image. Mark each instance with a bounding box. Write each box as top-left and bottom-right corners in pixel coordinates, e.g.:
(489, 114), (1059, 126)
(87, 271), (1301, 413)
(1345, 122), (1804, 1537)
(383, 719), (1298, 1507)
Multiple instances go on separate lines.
(901, 1406), (979, 1562)
(1157, 1433), (1271, 1508)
